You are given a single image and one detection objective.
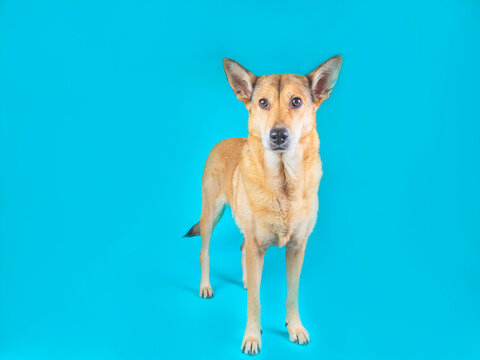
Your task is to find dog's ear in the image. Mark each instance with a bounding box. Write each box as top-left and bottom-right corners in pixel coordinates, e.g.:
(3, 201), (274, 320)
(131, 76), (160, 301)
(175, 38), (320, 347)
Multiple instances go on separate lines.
(306, 55), (342, 105)
(223, 58), (257, 103)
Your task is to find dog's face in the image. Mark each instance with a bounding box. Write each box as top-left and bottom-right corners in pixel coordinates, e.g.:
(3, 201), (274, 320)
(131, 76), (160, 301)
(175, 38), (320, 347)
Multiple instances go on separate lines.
(223, 56), (342, 152)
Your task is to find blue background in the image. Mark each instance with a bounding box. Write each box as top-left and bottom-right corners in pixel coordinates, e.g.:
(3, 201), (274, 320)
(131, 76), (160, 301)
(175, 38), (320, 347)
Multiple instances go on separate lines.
(1, 1), (480, 359)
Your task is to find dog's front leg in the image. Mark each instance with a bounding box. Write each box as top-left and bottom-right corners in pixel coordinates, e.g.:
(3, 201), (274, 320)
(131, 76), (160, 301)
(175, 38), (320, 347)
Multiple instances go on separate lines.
(285, 242), (310, 345)
(241, 238), (265, 355)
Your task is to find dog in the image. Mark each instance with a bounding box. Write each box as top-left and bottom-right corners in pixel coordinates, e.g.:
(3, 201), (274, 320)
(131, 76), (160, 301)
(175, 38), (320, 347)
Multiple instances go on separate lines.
(184, 55), (342, 355)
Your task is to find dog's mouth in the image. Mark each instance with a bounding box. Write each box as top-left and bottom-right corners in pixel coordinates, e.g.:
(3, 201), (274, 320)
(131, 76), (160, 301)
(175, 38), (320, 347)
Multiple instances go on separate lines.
(266, 141), (291, 152)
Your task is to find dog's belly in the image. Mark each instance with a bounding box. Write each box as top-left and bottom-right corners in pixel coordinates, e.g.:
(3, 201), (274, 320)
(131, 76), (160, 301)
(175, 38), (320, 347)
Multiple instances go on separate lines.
(259, 227), (291, 248)
(258, 215), (309, 248)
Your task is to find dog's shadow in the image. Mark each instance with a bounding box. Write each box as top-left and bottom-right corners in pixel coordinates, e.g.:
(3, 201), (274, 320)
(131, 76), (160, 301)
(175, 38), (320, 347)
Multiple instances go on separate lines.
(170, 274), (293, 344)
(264, 327), (290, 342)
(211, 270), (244, 290)
(169, 270), (244, 298)
(167, 280), (198, 296)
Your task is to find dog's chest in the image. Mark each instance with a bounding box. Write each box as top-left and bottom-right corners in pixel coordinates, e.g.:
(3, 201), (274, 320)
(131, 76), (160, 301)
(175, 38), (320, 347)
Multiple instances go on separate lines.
(258, 192), (313, 248)
(234, 148), (321, 248)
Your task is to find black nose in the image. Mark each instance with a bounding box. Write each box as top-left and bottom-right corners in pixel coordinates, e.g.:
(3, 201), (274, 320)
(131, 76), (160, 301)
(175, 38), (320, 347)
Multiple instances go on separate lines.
(270, 127), (289, 145)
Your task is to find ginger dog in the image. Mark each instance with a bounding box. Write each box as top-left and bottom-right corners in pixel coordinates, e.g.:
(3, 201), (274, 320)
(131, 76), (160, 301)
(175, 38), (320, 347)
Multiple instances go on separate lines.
(184, 55), (342, 355)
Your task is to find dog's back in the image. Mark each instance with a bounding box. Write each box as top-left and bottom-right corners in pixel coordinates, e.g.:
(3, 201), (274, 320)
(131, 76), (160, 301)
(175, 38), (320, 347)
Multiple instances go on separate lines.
(183, 137), (245, 238)
(202, 137), (246, 205)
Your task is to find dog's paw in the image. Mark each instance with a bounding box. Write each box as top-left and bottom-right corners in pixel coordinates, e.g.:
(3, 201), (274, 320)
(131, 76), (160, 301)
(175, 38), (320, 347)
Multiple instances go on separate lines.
(287, 323), (310, 345)
(241, 330), (261, 355)
(199, 285), (214, 298)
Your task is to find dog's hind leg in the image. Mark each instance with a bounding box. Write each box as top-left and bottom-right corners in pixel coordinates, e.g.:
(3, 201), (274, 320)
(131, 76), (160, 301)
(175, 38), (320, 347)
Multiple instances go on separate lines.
(198, 174), (226, 299)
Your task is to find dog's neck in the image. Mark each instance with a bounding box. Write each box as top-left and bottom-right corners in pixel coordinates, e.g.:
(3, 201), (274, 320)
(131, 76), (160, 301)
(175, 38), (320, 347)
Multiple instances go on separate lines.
(246, 130), (320, 197)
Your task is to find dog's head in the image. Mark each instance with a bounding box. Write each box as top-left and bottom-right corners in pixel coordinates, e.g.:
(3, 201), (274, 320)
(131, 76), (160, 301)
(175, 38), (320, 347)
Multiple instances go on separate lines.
(223, 56), (342, 152)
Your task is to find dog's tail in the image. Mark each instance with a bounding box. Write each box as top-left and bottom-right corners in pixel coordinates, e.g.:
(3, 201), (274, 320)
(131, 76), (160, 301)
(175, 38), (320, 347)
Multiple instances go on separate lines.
(183, 221), (200, 237)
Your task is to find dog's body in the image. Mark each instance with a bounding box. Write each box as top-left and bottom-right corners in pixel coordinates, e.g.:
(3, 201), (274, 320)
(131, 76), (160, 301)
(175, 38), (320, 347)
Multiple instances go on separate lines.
(185, 56), (342, 355)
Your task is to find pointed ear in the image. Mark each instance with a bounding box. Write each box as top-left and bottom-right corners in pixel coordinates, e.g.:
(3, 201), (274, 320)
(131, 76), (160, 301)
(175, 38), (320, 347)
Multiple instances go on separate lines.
(223, 58), (257, 103)
(306, 55), (342, 105)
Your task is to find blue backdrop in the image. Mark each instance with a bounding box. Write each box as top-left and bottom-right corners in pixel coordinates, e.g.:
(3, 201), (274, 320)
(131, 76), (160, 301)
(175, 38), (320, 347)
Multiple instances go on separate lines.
(1, 1), (479, 359)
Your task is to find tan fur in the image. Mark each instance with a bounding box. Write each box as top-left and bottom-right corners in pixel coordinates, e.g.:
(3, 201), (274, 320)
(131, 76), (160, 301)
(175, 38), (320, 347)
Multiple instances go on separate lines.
(192, 56), (342, 355)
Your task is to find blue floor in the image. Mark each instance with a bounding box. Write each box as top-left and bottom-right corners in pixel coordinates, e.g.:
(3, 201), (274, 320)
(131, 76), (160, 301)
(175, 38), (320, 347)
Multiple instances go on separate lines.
(1, 1), (480, 359)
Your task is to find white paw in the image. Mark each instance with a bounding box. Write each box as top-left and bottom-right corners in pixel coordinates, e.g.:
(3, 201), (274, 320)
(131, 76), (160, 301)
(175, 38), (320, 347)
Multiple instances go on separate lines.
(241, 329), (261, 355)
(287, 322), (310, 345)
(199, 285), (213, 298)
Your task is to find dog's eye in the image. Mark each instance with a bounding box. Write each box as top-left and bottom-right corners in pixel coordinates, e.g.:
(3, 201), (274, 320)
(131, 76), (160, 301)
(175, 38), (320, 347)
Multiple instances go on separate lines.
(291, 97), (302, 109)
(259, 98), (269, 109)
